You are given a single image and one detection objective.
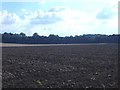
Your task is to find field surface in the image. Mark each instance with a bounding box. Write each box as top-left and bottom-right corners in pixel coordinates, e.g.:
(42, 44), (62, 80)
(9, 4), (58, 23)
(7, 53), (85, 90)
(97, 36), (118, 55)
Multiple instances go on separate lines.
(2, 44), (118, 88)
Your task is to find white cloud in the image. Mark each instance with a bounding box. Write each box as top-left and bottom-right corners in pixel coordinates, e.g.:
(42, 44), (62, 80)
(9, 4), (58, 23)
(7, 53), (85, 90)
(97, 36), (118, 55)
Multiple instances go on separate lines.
(20, 8), (64, 25)
(96, 0), (118, 19)
(39, 0), (46, 4)
(48, 6), (66, 12)
(1, 10), (21, 24)
(30, 11), (62, 25)
(0, 10), (31, 33)
(0, 0), (118, 36)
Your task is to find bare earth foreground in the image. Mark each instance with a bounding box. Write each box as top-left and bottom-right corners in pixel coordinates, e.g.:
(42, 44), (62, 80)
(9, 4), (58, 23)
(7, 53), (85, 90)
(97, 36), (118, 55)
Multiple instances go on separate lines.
(2, 43), (118, 88)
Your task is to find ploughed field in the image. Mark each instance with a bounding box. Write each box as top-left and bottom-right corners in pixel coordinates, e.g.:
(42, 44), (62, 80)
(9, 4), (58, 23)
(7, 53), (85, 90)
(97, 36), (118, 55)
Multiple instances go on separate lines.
(2, 44), (118, 88)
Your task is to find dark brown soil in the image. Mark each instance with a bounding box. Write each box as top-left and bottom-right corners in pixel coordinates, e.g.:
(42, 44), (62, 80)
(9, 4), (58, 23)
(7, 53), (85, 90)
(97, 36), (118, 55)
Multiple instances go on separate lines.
(2, 44), (118, 88)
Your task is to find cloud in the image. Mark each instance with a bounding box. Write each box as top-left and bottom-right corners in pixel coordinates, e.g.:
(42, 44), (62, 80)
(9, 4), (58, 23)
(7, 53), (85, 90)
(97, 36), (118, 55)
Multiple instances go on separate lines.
(39, 0), (46, 4)
(96, 8), (114, 19)
(30, 11), (62, 25)
(0, 1), (118, 36)
(20, 8), (64, 25)
(0, 10), (31, 34)
(94, 0), (118, 34)
(96, 0), (118, 19)
(0, 10), (21, 24)
(48, 6), (66, 12)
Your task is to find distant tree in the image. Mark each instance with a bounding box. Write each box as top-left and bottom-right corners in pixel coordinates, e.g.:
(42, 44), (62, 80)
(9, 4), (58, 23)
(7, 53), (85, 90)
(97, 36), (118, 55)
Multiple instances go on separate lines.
(33, 33), (39, 37)
(0, 33), (2, 43)
(49, 34), (56, 37)
(20, 32), (26, 37)
(2, 32), (120, 44)
(3, 32), (8, 35)
(48, 34), (60, 44)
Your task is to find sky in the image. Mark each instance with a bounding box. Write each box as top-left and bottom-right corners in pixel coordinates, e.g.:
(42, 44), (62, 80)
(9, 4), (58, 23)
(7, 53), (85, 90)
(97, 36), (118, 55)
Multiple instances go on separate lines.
(0, 0), (119, 36)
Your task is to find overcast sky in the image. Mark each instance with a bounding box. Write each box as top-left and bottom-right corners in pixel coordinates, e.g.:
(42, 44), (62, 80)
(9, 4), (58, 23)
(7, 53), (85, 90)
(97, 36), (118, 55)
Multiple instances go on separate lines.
(0, 0), (119, 36)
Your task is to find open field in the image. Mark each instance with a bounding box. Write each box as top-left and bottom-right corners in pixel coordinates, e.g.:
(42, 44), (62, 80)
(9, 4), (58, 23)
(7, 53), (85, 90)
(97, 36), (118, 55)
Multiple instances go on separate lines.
(1, 43), (107, 47)
(2, 44), (118, 88)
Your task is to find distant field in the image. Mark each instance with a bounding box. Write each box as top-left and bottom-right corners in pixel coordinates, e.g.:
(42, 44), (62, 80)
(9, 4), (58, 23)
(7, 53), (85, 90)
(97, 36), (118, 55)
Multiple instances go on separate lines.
(2, 44), (118, 88)
(1, 43), (108, 47)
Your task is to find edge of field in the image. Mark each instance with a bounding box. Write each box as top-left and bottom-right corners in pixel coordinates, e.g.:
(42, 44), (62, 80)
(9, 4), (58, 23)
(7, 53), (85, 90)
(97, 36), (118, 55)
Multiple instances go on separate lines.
(0, 43), (110, 47)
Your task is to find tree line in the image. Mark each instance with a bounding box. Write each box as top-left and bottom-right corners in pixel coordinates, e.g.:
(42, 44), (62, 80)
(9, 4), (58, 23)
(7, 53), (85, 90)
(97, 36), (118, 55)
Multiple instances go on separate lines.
(1, 32), (120, 44)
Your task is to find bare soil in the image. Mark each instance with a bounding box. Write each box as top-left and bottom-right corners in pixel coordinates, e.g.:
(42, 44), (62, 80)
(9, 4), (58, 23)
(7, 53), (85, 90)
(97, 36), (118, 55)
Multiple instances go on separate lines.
(2, 44), (118, 88)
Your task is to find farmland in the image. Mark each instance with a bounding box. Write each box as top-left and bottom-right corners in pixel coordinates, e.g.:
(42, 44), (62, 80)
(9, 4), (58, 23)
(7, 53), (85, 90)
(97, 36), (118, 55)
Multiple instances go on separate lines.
(2, 44), (118, 88)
